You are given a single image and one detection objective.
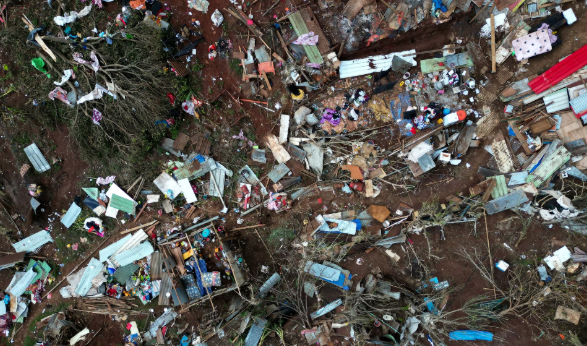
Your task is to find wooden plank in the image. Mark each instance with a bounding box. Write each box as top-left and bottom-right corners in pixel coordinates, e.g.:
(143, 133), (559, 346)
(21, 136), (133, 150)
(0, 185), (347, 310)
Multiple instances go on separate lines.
(272, 53), (285, 62)
(491, 132), (515, 173)
(482, 179), (497, 202)
(288, 11), (323, 64)
(490, 14), (496, 73)
(508, 121), (533, 155)
(261, 72), (272, 90)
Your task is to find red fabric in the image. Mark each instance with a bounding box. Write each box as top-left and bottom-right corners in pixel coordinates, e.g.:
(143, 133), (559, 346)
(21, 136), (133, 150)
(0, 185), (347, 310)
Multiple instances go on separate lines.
(528, 44), (587, 93)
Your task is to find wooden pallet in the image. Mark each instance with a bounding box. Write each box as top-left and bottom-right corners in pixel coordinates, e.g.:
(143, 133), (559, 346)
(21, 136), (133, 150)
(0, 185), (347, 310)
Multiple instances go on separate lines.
(190, 131), (211, 155)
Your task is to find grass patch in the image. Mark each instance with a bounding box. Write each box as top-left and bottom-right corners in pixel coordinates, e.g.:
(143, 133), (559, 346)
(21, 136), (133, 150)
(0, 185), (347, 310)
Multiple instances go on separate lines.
(229, 59), (243, 76)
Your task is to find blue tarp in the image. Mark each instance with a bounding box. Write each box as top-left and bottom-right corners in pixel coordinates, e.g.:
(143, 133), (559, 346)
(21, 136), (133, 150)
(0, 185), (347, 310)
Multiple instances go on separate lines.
(449, 331), (493, 341)
(193, 258), (208, 296)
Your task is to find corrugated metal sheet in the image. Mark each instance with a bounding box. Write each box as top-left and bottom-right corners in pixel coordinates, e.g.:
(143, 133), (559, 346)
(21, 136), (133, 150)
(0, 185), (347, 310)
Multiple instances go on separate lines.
(113, 263), (139, 284)
(490, 175), (508, 198)
(254, 46), (270, 63)
(287, 144), (306, 161)
(151, 252), (163, 280)
(24, 143), (50, 172)
(112, 230), (148, 258)
(570, 91), (587, 115)
(12, 230), (53, 253)
(208, 168), (226, 197)
(99, 235), (132, 262)
(112, 242), (154, 267)
(75, 258), (104, 297)
(8, 268), (36, 297)
(289, 12), (323, 64)
(544, 88), (570, 113)
(83, 188), (99, 199)
(526, 146), (571, 186)
(508, 171), (529, 186)
(418, 154), (436, 173)
(310, 299), (343, 320)
(145, 310), (178, 340)
(340, 50), (417, 79)
(158, 273), (173, 305)
(268, 163), (291, 183)
(257, 273), (281, 298)
(244, 318), (268, 346)
(304, 261), (340, 281)
(61, 202), (82, 228)
(486, 190), (529, 215)
(529, 44), (587, 93)
(110, 194), (135, 214)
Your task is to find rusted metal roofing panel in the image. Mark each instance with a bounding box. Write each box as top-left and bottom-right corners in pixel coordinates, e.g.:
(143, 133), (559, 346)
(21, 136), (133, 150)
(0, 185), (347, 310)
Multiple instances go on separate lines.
(341, 0), (365, 20)
(486, 190), (529, 215)
(529, 44), (587, 93)
(24, 143), (50, 172)
(0, 252), (25, 271)
(340, 50), (417, 79)
(151, 252), (163, 280)
(289, 11), (323, 64)
(158, 273), (173, 305)
(526, 146), (571, 187)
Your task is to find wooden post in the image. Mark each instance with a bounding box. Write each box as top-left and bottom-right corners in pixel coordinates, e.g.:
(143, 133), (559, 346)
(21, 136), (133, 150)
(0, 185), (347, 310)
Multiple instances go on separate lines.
(490, 14), (496, 73)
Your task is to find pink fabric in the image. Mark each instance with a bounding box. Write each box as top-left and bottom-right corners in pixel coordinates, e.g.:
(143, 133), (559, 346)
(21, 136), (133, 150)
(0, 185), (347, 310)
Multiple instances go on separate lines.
(538, 23), (557, 44)
(92, 108), (102, 125)
(73, 51), (100, 72)
(512, 29), (552, 61)
(293, 32), (319, 46)
(48, 87), (71, 105)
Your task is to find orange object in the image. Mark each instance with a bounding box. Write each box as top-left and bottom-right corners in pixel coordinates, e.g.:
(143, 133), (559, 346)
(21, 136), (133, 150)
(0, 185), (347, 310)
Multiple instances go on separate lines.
(342, 165), (364, 180)
(457, 110), (467, 120)
(130, 0), (146, 9)
(258, 61), (275, 74)
(559, 334), (565, 340)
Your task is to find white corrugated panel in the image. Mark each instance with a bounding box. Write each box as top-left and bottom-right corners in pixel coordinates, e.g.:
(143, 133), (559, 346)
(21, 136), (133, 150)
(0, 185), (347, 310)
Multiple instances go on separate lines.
(339, 50), (417, 79)
(99, 235), (132, 262)
(75, 258), (104, 297)
(7, 268), (36, 297)
(12, 231), (53, 253)
(111, 230), (148, 258)
(112, 242), (154, 267)
(543, 88), (569, 113)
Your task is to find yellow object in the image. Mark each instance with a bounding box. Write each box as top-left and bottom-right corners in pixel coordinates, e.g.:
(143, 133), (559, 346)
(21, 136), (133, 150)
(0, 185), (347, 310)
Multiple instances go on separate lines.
(67, 244), (71, 248)
(215, 248), (219, 253)
(291, 90), (305, 100)
(183, 249), (194, 260)
(437, 119), (443, 124)
(400, 81), (404, 87)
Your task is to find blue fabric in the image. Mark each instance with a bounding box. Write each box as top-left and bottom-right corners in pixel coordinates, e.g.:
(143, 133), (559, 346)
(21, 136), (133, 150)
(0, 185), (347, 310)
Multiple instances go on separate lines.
(193, 258), (208, 296)
(508, 126), (515, 136)
(352, 219), (362, 230)
(433, 0), (447, 12)
(449, 331), (493, 341)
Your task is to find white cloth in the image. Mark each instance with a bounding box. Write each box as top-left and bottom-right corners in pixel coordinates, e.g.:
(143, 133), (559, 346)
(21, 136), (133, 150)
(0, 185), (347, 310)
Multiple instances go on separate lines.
(54, 5), (92, 26)
(211, 9), (224, 27)
(54, 69), (75, 86)
(77, 84), (117, 104)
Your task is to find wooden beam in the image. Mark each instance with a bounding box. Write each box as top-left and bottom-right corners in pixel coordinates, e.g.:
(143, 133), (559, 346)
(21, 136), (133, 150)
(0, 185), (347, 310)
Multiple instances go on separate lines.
(22, 16), (57, 61)
(490, 14), (496, 73)
(121, 220), (158, 234)
(261, 72), (272, 90)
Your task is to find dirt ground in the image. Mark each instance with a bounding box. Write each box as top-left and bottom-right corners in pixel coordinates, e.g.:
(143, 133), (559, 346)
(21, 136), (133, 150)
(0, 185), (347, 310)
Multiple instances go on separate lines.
(0, 0), (586, 345)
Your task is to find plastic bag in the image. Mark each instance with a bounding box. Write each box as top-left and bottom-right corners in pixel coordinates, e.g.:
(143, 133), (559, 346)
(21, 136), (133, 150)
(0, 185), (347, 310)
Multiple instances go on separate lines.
(211, 9), (224, 27)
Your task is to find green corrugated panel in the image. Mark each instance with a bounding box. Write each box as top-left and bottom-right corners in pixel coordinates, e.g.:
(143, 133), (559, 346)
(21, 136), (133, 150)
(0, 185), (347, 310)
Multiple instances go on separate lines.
(490, 175), (508, 199)
(113, 263), (140, 284)
(289, 12), (323, 64)
(526, 146), (571, 187)
(420, 56), (474, 74)
(83, 187), (99, 200)
(111, 194), (135, 214)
